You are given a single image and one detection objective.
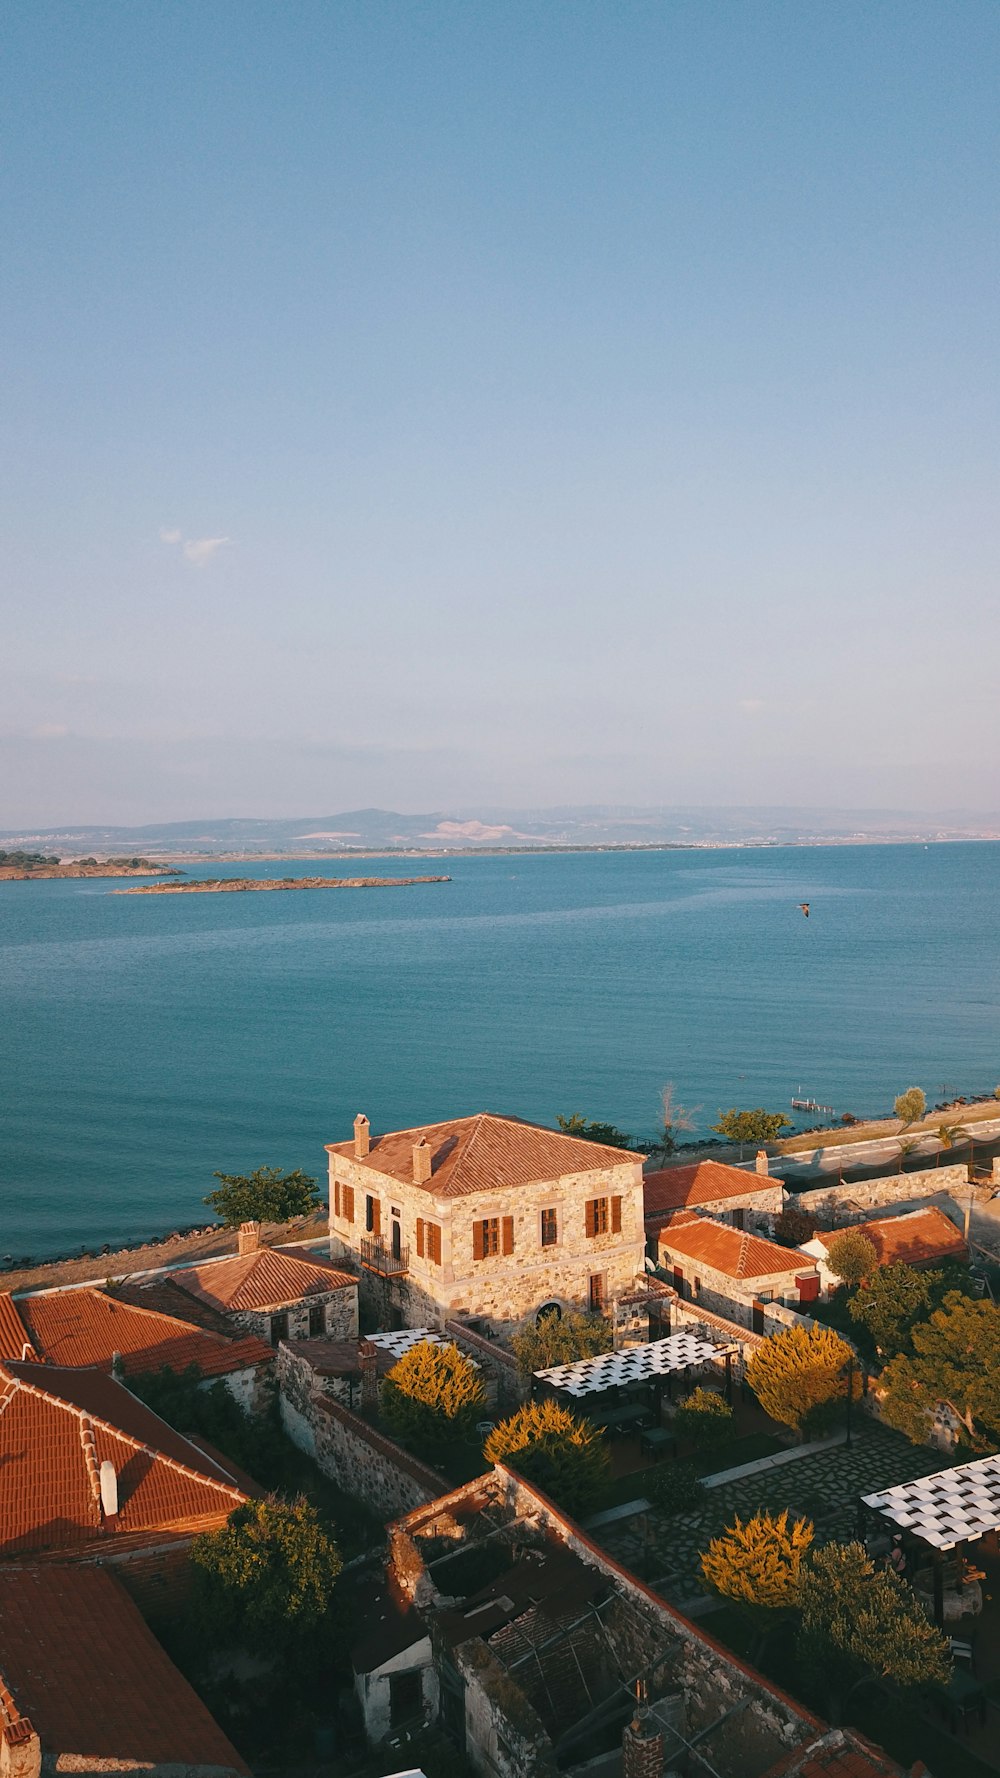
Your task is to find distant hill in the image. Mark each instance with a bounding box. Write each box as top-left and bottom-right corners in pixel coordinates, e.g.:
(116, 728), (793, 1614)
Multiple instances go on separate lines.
(2, 806), (999, 857)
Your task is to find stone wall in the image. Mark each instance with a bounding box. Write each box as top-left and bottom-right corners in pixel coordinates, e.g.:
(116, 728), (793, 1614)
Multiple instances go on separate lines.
(445, 1319), (527, 1412)
(654, 1240), (818, 1327)
(330, 1152), (646, 1333)
(454, 1637), (558, 1778)
(789, 1163), (969, 1227)
(277, 1343), (448, 1518)
(228, 1281), (358, 1346)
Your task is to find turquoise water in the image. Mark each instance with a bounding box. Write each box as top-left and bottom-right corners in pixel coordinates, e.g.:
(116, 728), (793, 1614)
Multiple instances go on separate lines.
(1, 844), (998, 1261)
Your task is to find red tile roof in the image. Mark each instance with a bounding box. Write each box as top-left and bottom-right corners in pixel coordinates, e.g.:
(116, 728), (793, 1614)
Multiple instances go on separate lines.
(655, 1213), (816, 1282)
(0, 1295), (34, 1362)
(0, 1361), (246, 1556)
(760, 1726), (907, 1776)
(644, 1159), (773, 1218)
(816, 1206), (967, 1270)
(7, 1287), (272, 1378)
(327, 1111), (641, 1197)
(0, 1564), (250, 1772)
(171, 1245), (356, 1314)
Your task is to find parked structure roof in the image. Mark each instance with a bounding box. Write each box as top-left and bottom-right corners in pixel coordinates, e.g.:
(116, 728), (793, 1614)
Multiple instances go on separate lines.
(327, 1111), (641, 1197)
(654, 1213), (815, 1282)
(815, 1206), (967, 1270)
(170, 1245), (356, 1314)
(644, 1159), (772, 1219)
(1, 1287), (272, 1378)
(0, 1564), (250, 1773)
(0, 1360), (246, 1557)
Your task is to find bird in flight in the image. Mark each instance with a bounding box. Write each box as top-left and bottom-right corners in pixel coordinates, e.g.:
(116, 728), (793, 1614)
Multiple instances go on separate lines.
(799, 902), (810, 917)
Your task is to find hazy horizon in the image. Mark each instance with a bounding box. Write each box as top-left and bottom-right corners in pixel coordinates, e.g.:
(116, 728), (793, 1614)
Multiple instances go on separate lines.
(3, 4), (998, 826)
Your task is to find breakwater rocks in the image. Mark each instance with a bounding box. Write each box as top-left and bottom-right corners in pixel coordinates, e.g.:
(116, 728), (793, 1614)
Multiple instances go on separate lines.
(113, 874), (452, 895)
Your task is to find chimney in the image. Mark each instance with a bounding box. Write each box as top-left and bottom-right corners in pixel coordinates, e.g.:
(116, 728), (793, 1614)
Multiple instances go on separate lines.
(413, 1138), (432, 1185)
(755, 1149), (769, 1176)
(354, 1114), (371, 1158)
(992, 1157), (1000, 1187)
(99, 1458), (119, 1520)
(622, 1710), (663, 1778)
(358, 1338), (379, 1409)
(1, 1720), (42, 1778)
(238, 1219), (261, 1255)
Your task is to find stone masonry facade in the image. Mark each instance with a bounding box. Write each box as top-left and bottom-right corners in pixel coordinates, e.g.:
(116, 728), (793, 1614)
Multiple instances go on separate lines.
(226, 1282), (358, 1347)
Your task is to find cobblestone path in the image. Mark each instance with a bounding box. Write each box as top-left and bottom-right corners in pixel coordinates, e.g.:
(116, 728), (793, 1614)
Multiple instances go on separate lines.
(596, 1421), (950, 1609)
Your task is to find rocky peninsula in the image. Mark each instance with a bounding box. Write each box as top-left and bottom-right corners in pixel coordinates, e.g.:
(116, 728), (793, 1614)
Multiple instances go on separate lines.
(113, 873), (451, 894)
(0, 851), (181, 880)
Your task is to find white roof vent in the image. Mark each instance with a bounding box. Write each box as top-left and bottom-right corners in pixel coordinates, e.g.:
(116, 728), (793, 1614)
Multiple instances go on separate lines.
(99, 1458), (119, 1518)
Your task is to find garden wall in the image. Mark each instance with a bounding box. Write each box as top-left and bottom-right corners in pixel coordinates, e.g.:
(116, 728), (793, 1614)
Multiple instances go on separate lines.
(789, 1164), (969, 1227)
(277, 1343), (448, 1518)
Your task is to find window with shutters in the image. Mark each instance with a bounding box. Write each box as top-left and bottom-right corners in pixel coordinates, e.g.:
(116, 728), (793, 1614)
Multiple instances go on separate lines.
(475, 1218), (500, 1259)
(270, 1311), (289, 1345)
(365, 1195), (380, 1236)
(588, 1273), (606, 1312)
(427, 1222), (442, 1265)
(343, 1184), (354, 1223)
(586, 1197), (609, 1237)
(540, 1207), (558, 1248)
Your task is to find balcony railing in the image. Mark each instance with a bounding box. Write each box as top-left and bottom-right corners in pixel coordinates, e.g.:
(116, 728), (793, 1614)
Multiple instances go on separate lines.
(360, 1235), (410, 1277)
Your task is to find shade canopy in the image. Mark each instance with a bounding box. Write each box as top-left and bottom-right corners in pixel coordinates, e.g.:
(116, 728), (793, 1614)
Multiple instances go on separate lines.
(535, 1331), (719, 1397)
(369, 1328), (445, 1357)
(862, 1452), (1000, 1551)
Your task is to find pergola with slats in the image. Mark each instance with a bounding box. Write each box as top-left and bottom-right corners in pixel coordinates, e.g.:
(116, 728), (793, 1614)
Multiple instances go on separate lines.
(534, 1331), (719, 1397)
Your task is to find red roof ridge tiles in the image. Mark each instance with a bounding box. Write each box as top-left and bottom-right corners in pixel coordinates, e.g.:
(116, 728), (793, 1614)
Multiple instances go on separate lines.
(0, 1294), (36, 1362)
(328, 1110), (642, 1198)
(171, 1244), (356, 1314)
(655, 1212), (812, 1281)
(77, 1414), (102, 1510)
(815, 1205), (967, 1268)
(643, 1158), (769, 1217)
(13, 1284), (273, 1378)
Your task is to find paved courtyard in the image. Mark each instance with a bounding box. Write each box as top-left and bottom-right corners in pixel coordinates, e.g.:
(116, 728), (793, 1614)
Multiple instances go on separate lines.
(595, 1418), (953, 1609)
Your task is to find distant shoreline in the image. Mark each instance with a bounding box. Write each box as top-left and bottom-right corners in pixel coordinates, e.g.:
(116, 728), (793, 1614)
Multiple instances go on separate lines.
(116, 835), (1000, 863)
(112, 873), (452, 895)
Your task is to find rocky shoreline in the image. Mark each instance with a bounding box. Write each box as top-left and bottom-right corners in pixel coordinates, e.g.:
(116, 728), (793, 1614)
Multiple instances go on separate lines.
(113, 873), (452, 895)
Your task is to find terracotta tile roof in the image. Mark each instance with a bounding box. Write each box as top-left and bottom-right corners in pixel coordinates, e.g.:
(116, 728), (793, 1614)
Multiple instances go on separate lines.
(111, 1275), (239, 1335)
(816, 1206), (967, 1269)
(12, 1286), (272, 1378)
(655, 1213), (816, 1282)
(327, 1111), (641, 1198)
(0, 1564), (250, 1772)
(0, 1295), (35, 1361)
(171, 1245), (357, 1314)
(760, 1726), (906, 1776)
(644, 1159), (772, 1218)
(0, 1361), (246, 1556)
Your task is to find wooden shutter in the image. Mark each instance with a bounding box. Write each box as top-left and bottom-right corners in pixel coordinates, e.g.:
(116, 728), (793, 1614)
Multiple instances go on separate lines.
(333, 1179), (340, 1218)
(428, 1224), (442, 1265)
(611, 1196), (622, 1234)
(473, 1221), (485, 1261)
(416, 1218), (425, 1258)
(502, 1216), (514, 1255)
(371, 1199), (381, 1238)
(344, 1185), (354, 1224)
(585, 1199), (597, 1238)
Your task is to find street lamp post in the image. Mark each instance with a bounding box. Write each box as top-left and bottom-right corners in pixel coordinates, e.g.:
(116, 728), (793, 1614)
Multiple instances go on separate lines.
(846, 1354), (855, 1449)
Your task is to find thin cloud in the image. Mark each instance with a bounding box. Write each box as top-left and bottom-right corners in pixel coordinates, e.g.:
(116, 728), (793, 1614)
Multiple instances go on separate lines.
(159, 527), (182, 544)
(183, 536), (231, 566)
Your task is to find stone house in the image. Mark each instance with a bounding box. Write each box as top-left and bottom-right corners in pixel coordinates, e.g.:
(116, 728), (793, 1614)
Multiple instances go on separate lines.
(350, 1464), (856, 1778)
(0, 1565), (249, 1778)
(803, 1204), (968, 1297)
(650, 1212), (821, 1325)
(327, 1113), (645, 1334)
(643, 1154), (782, 1235)
(169, 1222), (359, 1347)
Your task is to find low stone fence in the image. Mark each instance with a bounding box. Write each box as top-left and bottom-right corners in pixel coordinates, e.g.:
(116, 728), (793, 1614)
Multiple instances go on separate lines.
(789, 1163), (969, 1227)
(277, 1344), (448, 1519)
(445, 1319), (527, 1412)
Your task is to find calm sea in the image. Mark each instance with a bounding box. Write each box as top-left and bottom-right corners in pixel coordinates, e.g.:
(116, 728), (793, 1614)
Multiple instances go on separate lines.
(1, 844), (998, 1262)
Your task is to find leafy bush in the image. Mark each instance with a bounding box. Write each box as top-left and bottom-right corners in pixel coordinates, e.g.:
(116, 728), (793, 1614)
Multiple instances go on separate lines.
(700, 1508), (813, 1619)
(648, 1460), (705, 1514)
(555, 1114), (632, 1148)
(510, 1309), (610, 1377)
(825, 1230), (878, 1288)
(381, 1339), (486, 1457)
(774, 1204), (818, 1248)
(799, 1540), (950, 1701)
(204, 1166), (320, 1225)
(673, 1387), (733, 1451)
(746, 1324), (859, 1436)
(484, 1398), (609, 1516)
(191, 1498), (342, 1650)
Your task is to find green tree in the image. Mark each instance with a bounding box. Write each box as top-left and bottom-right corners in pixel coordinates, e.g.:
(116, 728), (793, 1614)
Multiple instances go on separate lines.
(798, 1541), (950, 1713)
(893, 1086), (927, 1128)
(700, 1509), (813, 1621)
(648, 1459), (704, 1514)
(879, 1292), (1000, 1446)
(935, 1123), (965, 1152)
(711, 1108), (791, 1157)
(848, 1263), (938, 1360)
(774, 1203), (818, 1248)
(556, 1114), (633, 1148)
(191, 1498), (341, 1649)
(381, 1340), (486, 1457)
(204, 1166), (320, 1226)
(484, 1398), (609, 1515)
(510, 1309), (610, 1378)
(673, 1387), (733, 1453)
(746, 1324), (859, 1436)
(824, 1229), (878, 1288)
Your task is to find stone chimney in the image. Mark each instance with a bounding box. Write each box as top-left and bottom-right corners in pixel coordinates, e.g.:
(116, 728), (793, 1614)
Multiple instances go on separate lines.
(992, 1156), (1000, 1187)
(238, 1220), (261, 1255)
(621, 1710), (663, 1778)
(354, 1113), (371, 1158)
(413, 1138), (432, 1185)
(1, 1721), (41, 1778)
(358, 1338), (379, 1409)
(755, 1149), (769, 1176)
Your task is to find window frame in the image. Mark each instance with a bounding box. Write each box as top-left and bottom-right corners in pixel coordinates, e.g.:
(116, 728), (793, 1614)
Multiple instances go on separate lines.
(540, 1206), (558, 1248)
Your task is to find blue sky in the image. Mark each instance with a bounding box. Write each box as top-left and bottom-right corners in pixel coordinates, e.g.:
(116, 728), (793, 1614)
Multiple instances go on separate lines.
(3, 2), (998, 824)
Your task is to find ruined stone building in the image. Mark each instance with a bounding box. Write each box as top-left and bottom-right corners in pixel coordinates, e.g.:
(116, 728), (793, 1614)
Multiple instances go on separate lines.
(327, 1113), (645, 1333)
